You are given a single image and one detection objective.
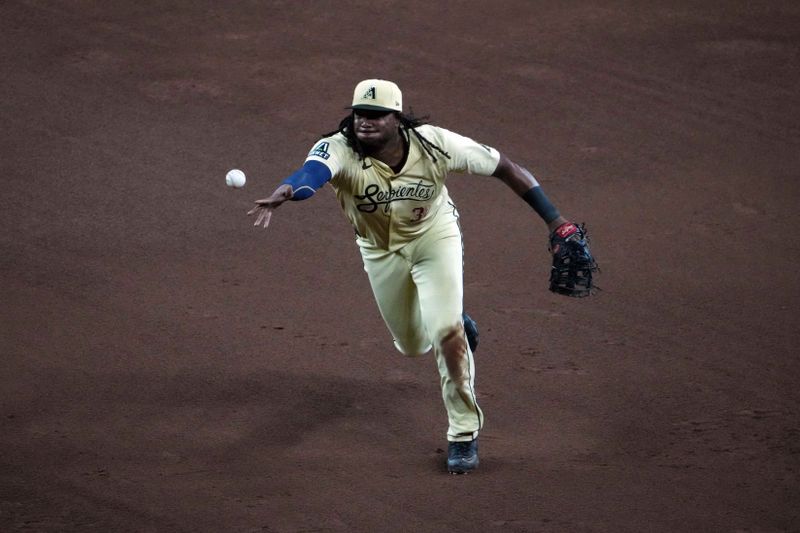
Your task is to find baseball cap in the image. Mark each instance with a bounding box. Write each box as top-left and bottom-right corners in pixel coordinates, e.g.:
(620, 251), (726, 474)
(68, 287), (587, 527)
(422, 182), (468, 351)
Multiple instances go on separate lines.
(350, 79), (403, 113)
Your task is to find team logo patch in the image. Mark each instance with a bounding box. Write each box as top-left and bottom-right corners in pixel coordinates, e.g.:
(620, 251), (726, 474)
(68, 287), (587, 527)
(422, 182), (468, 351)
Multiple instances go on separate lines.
(362, 86), (376, 100)
(309, 141), (330, 160)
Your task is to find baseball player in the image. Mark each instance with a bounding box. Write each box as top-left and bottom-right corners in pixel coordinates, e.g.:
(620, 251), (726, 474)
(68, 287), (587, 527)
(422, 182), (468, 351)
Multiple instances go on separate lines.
(249, 79), (583, 474)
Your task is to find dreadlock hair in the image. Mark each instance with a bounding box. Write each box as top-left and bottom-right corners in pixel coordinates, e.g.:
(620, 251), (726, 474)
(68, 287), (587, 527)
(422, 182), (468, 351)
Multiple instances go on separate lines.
(321, 111), (451, 169)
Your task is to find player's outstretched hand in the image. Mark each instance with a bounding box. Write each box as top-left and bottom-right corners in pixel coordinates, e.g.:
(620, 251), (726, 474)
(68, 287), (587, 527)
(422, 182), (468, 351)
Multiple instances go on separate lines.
(248, 184), (294, 228)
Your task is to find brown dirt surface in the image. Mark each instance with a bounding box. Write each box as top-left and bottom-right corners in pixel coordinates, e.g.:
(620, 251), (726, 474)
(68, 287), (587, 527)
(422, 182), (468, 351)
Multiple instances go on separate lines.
(2, 1), (799, 531)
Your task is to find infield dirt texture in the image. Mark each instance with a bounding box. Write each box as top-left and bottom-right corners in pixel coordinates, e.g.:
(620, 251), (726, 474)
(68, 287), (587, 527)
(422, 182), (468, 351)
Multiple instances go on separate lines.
(2, 2), (798, 532)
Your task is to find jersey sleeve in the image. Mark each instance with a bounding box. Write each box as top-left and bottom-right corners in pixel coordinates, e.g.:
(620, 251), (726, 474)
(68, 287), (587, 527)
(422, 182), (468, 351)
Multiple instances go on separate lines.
(431, 126), (501, 176)
(304, 137), (347, 178)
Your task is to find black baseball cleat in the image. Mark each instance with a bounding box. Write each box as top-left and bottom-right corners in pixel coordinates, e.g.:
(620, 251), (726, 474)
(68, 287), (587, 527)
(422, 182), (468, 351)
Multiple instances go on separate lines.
(447, 438), (479, 474)
(462, 312), (479, 353)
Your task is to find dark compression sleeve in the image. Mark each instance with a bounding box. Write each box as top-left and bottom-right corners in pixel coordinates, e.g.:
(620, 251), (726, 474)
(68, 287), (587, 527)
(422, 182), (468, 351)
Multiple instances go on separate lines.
(522, 186), (561, 223)
(281, 160), (333, 201)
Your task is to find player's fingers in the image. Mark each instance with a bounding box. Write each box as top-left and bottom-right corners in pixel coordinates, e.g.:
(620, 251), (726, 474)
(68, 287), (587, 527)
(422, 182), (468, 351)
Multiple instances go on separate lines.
(253, 208), (265, 226)
(261, 209), (273, 228)
(247, 206), (260, 216)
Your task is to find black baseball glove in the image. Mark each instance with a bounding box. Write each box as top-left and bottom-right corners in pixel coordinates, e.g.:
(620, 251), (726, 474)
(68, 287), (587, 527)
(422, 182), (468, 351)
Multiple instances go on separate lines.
(548, 222), (599, 297)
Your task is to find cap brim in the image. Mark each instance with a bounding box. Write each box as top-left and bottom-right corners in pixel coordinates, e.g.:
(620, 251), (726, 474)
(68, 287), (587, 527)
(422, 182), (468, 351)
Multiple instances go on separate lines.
(349, 104), (399, 112)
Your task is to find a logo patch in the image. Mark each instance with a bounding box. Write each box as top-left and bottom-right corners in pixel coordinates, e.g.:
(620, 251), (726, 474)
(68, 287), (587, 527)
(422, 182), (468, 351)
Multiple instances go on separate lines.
(362, 86), (376, 100)
(309, 141), (330, 160)
(556, 223), (578, 238)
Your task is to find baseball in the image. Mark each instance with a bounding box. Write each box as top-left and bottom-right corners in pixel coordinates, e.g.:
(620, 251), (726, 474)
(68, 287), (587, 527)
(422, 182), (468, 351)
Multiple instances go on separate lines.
(226, 168), (246, 188)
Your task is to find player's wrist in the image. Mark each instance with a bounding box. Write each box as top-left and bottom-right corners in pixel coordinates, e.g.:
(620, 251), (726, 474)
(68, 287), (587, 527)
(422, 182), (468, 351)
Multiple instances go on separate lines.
(551, 221), (577, 237)
(522, 186), (561, 224)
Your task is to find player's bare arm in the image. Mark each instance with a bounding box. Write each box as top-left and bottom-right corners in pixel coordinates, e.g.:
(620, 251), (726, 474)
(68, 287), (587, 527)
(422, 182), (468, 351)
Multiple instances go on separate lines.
(492, 153), (568, 232)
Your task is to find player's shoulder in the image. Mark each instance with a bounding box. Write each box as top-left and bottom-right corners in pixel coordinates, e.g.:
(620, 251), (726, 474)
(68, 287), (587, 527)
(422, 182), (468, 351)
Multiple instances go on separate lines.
(416, 124), (485, 153)
(414, 123), (444, 137)
(311, 132), (347, 149)
(324, 131), (348, 145)
(412, 124), (454, 146)
(308, 133), (350, 160)
(415, 123), (470, 141)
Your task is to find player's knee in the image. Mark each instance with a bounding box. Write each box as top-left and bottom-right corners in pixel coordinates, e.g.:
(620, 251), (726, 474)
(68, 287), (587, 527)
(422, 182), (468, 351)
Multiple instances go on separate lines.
(393, 339), (432, 358)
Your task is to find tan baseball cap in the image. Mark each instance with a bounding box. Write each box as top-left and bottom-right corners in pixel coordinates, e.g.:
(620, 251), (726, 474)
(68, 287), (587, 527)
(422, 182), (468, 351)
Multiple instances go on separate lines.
(350, 79), (403, 113)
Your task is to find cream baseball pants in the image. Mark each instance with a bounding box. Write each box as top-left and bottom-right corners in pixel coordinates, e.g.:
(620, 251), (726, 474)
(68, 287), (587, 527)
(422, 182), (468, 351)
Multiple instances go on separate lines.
(357, 213), (483, 442)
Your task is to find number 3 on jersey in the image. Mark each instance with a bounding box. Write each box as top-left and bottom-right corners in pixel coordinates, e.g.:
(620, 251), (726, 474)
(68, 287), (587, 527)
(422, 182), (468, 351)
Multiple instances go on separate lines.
(411, 206), (428, 222)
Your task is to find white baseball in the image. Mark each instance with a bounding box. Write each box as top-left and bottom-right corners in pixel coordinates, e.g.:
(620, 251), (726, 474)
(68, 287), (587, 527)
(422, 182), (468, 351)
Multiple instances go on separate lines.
(226, 168), (246, 188)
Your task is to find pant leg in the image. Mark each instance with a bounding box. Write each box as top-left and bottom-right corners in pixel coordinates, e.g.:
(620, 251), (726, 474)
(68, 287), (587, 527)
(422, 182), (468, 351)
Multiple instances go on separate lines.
(358, 238), (431, 356)
(408, 217), (483, 442)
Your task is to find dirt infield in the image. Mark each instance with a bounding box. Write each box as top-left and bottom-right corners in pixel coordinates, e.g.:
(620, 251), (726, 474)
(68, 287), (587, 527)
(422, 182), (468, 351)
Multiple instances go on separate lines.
(2, 1), (799, 531)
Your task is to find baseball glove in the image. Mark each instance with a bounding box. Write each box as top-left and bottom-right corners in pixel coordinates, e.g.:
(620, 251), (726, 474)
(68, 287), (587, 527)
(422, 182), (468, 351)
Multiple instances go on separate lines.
(548, 222), (599, 298)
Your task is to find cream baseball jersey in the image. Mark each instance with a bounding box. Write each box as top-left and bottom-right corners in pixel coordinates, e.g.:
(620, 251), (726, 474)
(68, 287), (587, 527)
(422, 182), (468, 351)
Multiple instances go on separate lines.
(305, 125), (501, 251)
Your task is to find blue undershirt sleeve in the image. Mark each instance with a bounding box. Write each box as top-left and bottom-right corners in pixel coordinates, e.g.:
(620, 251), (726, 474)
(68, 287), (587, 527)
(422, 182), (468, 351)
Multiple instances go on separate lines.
(281, 160), (333, 201)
